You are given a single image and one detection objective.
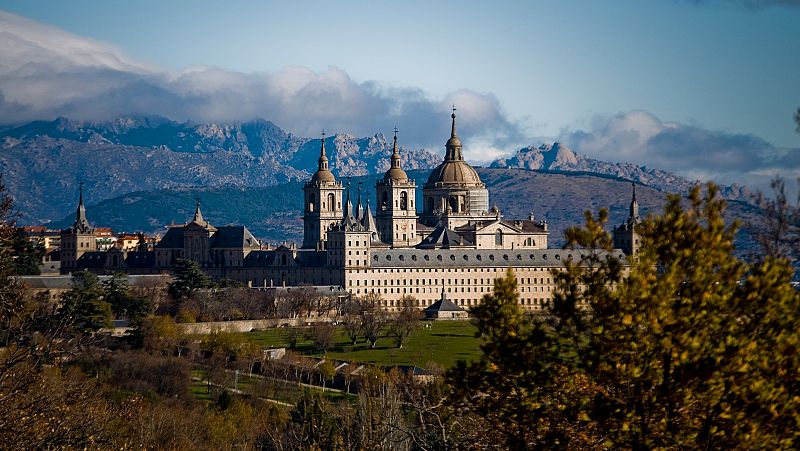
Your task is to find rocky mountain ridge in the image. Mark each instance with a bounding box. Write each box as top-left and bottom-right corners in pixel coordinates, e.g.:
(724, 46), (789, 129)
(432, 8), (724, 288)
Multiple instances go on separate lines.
(490, 142), (757, 203)
(0, 116), (440, 223)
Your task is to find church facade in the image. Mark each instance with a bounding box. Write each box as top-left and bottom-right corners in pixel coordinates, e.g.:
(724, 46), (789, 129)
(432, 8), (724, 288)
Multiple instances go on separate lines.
(62, 112), (635, 311)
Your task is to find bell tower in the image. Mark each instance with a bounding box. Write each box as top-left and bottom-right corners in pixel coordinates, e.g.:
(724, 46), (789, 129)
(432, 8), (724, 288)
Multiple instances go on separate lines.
(375, 128), (418, 247)
(60, 183), (97, 274)
(614, 183), (641, 256)
(302, 132), (344, 249)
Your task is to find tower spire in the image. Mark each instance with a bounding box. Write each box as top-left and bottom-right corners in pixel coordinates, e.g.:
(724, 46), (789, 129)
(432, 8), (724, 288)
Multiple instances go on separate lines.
(451, 105), (457, 138)
(629, 182), (640, 224)
(193, 197), (205, 225)
(356, 182), (364, 220)
(343, 179), (353, 219)
(445, 106), (463, 161)
(390, 126), (402, 169)
(72, 182), (93, 233)
(318, 130), (328, 171)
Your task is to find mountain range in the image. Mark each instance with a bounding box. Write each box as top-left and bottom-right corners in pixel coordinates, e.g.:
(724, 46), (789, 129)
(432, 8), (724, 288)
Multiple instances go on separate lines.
(0, 115), (765, 255)
(0, 116), (440, 223)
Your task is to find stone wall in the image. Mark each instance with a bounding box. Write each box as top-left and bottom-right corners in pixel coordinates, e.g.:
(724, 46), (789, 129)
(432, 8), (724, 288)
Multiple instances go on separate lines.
(176, 317), (331, 335)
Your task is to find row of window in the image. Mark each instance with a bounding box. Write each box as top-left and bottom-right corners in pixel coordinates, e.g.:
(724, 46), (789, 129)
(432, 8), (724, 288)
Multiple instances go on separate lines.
(375, 252), (575, 263)
(349, 276), (552, 287)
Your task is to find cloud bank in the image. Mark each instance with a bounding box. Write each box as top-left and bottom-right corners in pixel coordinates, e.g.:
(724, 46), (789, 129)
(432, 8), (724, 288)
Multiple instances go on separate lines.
(0, 11), (522, 160)
(559, 110), (800, 195)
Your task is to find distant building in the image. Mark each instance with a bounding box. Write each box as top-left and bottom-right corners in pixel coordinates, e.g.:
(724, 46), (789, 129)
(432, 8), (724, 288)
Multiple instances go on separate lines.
(424, 289), (469, 320)
(613, 183), (641, 257)
(60, 184), (97, 274)
(19, 225), (61, 250)
(60, 111), (633, 312)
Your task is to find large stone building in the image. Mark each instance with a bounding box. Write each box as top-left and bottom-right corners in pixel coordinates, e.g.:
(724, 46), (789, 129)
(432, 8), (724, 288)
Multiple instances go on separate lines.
(63, 112), (633, 311)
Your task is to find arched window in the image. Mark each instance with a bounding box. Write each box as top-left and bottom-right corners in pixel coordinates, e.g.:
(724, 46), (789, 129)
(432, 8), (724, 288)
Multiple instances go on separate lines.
(399, 191), (408, 210)
(309, 193), (315, 212)
(327, 193), (335, 212)
(449, 196), (458, 212)
(426, 197), (434, 213)
(381, 191), (389, 209)
(495, 229), (503, 246)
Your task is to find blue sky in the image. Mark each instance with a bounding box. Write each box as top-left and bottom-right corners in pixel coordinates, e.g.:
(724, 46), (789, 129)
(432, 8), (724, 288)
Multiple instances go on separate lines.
(0, 0), (798, 191)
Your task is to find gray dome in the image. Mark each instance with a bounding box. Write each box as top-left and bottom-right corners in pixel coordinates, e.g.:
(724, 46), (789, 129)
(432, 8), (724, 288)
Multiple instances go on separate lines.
(426, 160), (482, 186)
(312, 169), (335, 183)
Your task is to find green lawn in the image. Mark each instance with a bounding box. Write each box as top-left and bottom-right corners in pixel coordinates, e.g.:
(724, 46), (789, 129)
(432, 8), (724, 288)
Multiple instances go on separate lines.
(243, 320), (483, 370)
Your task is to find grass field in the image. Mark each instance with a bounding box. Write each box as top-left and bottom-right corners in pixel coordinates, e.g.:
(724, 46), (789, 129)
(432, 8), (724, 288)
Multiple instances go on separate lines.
(243, 320), (482, 370)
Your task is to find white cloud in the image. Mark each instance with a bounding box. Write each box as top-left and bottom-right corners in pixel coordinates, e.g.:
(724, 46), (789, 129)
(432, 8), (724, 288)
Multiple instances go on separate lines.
(559, 110), (800, 195)
(0, 11), (522, 156)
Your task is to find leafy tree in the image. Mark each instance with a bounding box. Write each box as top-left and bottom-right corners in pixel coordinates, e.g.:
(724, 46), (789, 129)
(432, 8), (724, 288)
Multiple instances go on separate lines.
(59, 270), (113, 335)
(450, 184), (800, 450)
(318, 359), (336, 390)
(103, 272), (153, 326)
(10, 229), (43, 275)
(168, 258), (211, 301)
(0, 177), (119, 448)
(288, 389), (339, 449)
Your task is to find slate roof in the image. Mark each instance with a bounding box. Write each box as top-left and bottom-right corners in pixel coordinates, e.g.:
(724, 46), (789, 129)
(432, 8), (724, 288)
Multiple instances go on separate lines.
(156, 227), (184, 248)
(125, 250), (156, 268)
(243, 249), (328, 268)
(211, 226), (260, 249)
(75, 251), (113, 269)
(424, 292), (464, 313)
(370, 248), (625, 269)
(419, 224), (472, 249)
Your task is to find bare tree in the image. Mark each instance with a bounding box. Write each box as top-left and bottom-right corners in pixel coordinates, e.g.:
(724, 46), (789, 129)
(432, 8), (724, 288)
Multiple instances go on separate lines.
(341, 298), (365, 346)
(757, 177), (800, 261)
(361, 306), (388, 349)
(310, 322), (336, 352)
(387, 295), (422, 349)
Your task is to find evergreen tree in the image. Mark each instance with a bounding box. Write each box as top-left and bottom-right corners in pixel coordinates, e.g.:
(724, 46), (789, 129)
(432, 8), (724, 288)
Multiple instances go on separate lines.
(59, 270), (112, 335)
(168, 258), (212, 301)
(103, 271), (152, 326)
(449, 184), (800, 450)
(10, 229), (44, 275)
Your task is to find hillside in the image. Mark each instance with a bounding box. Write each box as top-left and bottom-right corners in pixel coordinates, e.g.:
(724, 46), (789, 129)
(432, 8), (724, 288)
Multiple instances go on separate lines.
(51, 168), (765, 254)
(491, 143), (757, 204)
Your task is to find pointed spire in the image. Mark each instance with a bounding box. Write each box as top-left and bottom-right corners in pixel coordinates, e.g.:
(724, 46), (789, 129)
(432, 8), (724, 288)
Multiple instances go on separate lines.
(72, 182), (93, 233)
(343, 179), (353, 220)
(318, 130), (328, 171)
(193, 199), (205, 224)
(445, 106), (463, 161)
(450, 105), (457, 138)
(356, 182), (364, 220)
(76, 182), (86, 222)
(361, 200), (379, 241)
(629, 182), (640, 224)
